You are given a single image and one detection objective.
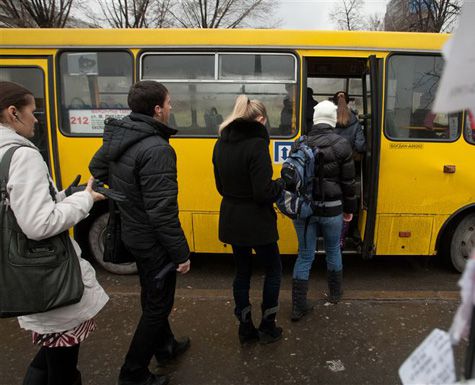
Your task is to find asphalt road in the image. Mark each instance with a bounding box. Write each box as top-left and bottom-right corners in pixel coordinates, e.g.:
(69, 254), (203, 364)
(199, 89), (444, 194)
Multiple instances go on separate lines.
(0, 253), (468, 385)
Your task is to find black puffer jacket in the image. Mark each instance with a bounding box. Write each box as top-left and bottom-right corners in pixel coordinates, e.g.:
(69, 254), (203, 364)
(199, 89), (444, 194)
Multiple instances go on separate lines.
(212, 119), (283, 247)
(89, 113), (189, 265)
(307, 123), (356, 216)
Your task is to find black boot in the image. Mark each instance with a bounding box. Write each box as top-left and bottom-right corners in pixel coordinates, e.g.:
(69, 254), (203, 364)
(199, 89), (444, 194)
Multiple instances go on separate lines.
(72, 370), (82, 385)
(236, 305), (259, 344)
(327, 270), (343, 304)
(291, 279), (313, 321)
(118, 373), (169, 385)
(155, 336), (191, 367)
(23, 366), (47, 385)
(258, 306), (283, 345)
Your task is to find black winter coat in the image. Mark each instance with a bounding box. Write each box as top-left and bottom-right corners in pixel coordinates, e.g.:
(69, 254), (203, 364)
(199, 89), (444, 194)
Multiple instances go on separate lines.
(307, 123), (357, 216)
(334, 112), (366, 153)
(212, 119), (283, 247)
(89, 113), (189, 265)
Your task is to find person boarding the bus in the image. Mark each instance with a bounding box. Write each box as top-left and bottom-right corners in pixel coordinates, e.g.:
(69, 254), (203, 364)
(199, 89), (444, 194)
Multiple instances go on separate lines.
(332, 91), (365, 154)
(332, 91), (366, 248)
(0, 81), (109, 385)
(89, 81), (191, 385)
(291, 100), (356, 321)
(213, 95), (285, 345)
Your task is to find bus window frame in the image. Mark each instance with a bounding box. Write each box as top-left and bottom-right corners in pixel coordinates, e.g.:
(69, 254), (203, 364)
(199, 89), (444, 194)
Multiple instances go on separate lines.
(0, 64), (51, 165)
(56, 48), (135, 138)
(384, 51), (462, 144)
(138, 49), (300, 139)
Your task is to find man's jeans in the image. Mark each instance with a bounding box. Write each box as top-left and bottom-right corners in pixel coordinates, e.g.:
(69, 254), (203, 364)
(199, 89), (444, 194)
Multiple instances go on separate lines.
(231, 243), (282, 315)
(293, 214), (343, 280)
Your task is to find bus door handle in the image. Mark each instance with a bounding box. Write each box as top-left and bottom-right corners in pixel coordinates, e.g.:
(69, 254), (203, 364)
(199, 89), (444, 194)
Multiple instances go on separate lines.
(443, 165), (456, 174)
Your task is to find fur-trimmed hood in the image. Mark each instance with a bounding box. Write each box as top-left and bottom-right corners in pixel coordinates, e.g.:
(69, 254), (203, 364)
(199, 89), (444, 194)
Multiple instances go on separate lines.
(220, 118), (269, 144)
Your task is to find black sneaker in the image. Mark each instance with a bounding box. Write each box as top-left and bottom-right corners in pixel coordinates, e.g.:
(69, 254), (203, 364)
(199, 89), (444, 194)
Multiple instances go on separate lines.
(155, 337), (191, 367)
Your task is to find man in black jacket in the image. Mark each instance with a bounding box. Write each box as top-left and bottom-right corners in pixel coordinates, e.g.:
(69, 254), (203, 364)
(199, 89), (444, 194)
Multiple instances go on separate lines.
(89, 81), (190, 385)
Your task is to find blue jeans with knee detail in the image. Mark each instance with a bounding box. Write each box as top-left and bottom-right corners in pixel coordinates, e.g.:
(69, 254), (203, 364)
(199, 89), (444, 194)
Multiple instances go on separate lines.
(292, 214), (343, 280)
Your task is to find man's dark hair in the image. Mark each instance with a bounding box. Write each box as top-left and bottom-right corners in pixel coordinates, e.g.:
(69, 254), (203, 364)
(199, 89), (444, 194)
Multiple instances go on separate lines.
(127, 81), (168, 117)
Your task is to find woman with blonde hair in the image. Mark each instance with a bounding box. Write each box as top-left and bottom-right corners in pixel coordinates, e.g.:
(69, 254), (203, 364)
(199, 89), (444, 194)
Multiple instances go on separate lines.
(213, 95), (284, 345)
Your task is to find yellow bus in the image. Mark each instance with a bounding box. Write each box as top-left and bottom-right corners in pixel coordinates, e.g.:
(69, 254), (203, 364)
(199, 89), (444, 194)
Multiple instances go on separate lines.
(1, 29), (474, 274)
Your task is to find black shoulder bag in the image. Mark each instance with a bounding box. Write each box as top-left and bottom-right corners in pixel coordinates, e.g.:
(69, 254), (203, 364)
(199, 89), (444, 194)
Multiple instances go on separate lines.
(102, 160), (135, 265)
(0, 146), (84, 318)
(103, 198), (135, 264)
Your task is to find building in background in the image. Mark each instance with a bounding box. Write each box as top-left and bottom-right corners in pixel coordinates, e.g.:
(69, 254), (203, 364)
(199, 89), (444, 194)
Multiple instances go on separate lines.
(384, 0), (436, 31)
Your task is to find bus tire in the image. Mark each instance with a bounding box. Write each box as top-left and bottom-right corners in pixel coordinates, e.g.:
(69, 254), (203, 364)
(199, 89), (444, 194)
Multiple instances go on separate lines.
(450, 213), (475, 273)
(88, 213), (137, 275)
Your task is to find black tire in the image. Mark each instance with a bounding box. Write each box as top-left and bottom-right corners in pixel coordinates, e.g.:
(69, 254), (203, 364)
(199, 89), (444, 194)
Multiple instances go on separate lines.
(450, 213), (475, 273)
(88, 213), (137, 275)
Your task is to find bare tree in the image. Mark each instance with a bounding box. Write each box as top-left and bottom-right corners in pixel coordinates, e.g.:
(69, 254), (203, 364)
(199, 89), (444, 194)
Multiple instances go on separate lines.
(0, 0), (78, 27)
(329, 0), (366, 31)
(384, 0), (462, 33)
(168, 0), (276, 29)
(366, 13), (384, 31)
(96, 0), (173, 28)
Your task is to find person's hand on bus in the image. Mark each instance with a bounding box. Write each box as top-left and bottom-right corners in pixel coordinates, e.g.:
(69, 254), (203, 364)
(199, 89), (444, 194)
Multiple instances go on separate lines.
(343, 213), (353, 222)
(86, 176), (106, 202)
(177, 259), (191, 274)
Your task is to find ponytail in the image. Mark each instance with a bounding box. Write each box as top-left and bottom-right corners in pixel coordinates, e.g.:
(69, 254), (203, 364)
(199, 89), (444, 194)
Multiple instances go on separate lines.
(219, 94), (267, 134)
(334, 92), (351, 127)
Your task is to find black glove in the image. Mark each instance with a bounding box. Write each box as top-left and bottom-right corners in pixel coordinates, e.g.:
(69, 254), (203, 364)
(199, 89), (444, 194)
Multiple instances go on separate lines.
(64, 175), (81, 197)
(66, 179), (127, 202)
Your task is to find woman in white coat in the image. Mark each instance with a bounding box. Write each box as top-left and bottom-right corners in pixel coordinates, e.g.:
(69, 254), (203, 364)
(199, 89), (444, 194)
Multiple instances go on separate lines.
(0, 81), (109, 385)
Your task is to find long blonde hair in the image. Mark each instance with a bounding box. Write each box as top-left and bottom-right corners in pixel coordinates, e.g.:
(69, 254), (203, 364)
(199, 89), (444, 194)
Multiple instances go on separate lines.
(219, 95), (267, 134)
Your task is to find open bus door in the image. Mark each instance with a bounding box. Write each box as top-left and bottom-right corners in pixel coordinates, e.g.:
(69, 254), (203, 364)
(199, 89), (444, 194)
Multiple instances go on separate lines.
(359, 55), (382, 259)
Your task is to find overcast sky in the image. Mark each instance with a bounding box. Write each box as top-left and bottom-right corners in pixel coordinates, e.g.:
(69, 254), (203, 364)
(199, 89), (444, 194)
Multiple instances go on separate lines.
(276, 0), (390, 29)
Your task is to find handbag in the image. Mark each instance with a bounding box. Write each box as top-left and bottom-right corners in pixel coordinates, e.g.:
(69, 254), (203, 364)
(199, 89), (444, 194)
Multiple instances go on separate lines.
(0, 146), (84, 318)
(102, 186), (135, 265)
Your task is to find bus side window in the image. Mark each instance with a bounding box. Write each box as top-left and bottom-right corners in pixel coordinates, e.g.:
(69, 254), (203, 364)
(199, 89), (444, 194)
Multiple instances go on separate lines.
(464, 111), (475, 145)
(141, 53), (298, 138)
(59, 51), (133, 136)
(385, 55), (461, 141)
(0, 67), (49, 166)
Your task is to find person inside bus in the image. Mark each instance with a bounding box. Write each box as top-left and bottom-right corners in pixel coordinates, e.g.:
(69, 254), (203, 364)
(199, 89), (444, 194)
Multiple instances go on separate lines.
(213, 95), (285, 345)
(0, 81), (109, 385)
(306, 87), (318, 131)
(332, 91), (365, 155)
(89, 81), (191, 385)
(332, 91), (366, 248)
(291, 100), (356, 321)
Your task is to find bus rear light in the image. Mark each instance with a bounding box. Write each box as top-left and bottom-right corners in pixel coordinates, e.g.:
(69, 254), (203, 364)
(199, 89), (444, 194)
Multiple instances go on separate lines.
(399, 231), (411, 238)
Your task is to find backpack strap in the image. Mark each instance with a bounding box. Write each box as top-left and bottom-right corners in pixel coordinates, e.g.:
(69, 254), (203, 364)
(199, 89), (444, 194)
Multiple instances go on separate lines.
(0, 146), (24, 200)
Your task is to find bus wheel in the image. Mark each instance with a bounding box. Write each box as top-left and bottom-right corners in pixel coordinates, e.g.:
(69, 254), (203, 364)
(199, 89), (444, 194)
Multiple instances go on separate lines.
(450, 213), (475, 273)
(88, 213), (137, 275)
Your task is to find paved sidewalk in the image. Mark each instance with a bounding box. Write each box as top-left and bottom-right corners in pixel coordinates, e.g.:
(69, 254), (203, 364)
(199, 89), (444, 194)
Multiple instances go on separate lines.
(0, 291), (466, 385)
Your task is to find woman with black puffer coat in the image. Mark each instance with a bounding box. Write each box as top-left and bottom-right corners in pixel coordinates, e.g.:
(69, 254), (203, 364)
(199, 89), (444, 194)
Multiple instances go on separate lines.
(213, 95), (284, 345)
(291, 100), (356, 322)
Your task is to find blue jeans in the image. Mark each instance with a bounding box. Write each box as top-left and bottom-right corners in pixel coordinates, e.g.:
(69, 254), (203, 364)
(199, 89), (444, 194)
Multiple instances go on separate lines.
(292, 214), (343, 280)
